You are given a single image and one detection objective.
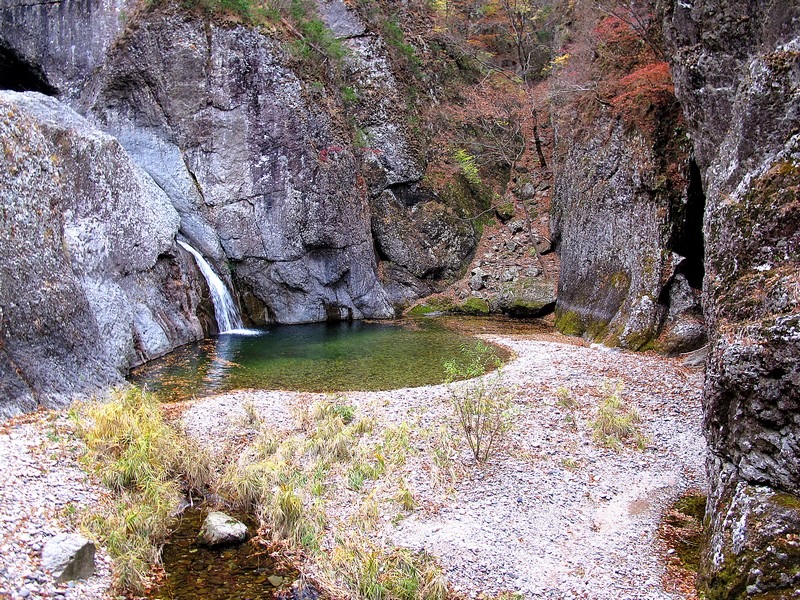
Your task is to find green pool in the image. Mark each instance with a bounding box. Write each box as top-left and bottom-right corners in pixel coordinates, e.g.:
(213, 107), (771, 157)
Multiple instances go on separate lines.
(130, 319), (505, 401)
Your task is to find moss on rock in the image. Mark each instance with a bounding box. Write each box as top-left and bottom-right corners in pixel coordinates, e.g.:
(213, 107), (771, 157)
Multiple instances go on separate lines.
(454, 297), (490, 315)
(555, 309), (584, 336)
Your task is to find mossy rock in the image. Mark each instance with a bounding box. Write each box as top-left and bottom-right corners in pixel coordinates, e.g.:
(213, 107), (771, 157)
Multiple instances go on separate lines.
(555, 309), (585, 336)
(453, 297), (490, 315)
(700, 483), (800, 599)
(495, 278), (557, 317)
(406, 299), (456, 316)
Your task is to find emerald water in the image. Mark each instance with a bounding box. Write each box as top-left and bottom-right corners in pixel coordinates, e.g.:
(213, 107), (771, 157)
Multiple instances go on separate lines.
(131, 319), (501, 401)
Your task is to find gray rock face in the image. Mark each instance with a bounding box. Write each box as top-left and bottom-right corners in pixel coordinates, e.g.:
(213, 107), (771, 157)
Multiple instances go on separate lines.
(338, 21), (479, 306)
(1, 0), (479, 332)
(0, 90), (203, 417)
(370, 190), (477, 304)
(551, 116), (703, 350)
(79, 11), (394, 325)
(199, 511), (248, 547)
(0, 0), (135, 98)
(0, 0), (484, 415)
(663, 0), (800, 596)
(317, 0), (365, 38)
(41, 533), (95, 583)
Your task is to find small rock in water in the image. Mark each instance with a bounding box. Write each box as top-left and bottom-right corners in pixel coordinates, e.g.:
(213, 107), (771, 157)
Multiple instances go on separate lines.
(198, 511), (248, 547)
(41, 533), (95, 583)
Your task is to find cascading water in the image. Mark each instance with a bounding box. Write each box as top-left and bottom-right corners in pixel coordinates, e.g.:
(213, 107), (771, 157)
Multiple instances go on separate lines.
(177, 240), (244, 334)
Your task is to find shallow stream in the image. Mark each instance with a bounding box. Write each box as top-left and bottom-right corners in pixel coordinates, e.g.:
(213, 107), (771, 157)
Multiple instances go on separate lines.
(148, 508), (299, 600)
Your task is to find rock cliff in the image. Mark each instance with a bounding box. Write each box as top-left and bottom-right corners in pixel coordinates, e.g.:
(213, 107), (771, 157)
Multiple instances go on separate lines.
(81, 9), (395, 324)
(0, 0), (486, 412)
(550, 7), (706, 352)
(0, 90), (203, 417)
(663, 0), (800, 596)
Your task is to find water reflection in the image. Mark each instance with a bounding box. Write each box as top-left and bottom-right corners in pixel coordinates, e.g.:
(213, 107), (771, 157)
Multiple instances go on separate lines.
(131, 319), (506, 401)
(204, 332), (246, 391)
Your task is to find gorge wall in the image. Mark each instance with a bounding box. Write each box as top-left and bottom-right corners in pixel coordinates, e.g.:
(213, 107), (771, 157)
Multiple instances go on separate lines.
(1, 2), (799, 597)
(663, 0), (800, 596)
(0, 0), (484, 415)
(550, 4), (706, 353)
(0, 90), (204, 417)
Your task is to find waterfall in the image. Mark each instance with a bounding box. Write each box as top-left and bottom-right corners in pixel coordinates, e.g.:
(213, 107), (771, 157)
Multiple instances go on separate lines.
(177, 240), (244, 334)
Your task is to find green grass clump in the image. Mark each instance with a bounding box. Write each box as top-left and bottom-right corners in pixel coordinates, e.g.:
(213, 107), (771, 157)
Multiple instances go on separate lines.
(396, 479), (416, 511)
(324, 534), (448, 600)
(555, 386), (578, 410)
(77, 387), (213, 594)
(590, 380), (647, 450)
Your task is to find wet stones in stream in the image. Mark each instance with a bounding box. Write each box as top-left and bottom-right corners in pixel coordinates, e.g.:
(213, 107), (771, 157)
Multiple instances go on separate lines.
(149, 508), (300, 600)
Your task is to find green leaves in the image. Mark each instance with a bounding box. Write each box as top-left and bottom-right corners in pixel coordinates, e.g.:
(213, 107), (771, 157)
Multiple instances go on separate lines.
(445, 342), (514, 463)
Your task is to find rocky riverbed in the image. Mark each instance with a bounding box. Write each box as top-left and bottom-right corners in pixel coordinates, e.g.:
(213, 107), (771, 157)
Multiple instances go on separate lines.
(0, 330), (706, 599)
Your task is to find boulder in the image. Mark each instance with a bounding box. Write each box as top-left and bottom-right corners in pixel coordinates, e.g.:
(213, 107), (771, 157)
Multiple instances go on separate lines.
(492, 278), (557, 318)
(199, 511), (248, 547)
(41, 533), (95, 583)
(0, 90), (203, 417)
(469, 274), (485, 291)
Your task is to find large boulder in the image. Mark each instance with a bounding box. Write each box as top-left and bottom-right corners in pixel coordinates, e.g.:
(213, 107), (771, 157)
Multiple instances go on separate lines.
(663, 0), (800, 597)
(41, 533), (95, 583)
(0, 90), (203, 417)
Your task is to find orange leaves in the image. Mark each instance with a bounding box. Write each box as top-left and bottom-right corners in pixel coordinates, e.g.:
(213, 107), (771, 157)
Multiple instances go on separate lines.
(594, 15), (640, 48)
(609, 61), (676, 132)
(617, 61), (672, 89)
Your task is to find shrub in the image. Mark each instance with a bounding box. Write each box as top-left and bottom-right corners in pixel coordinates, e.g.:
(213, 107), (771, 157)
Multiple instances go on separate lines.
(444, 343), (515, 463)
(453, 148), (482, 187)
(323, 534), (449, 600)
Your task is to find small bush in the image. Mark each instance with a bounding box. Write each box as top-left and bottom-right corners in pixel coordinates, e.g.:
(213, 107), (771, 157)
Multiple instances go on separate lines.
(555, 386), (578, 410)
(453, 149), (482, 187)
(265, 483), (304, 541)
(396, 479), (416, 511)
(444, 343), (515, 463)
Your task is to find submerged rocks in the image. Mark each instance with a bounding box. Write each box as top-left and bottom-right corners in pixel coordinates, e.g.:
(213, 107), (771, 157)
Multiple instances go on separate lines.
(199, 512), (248, 547)
(41, 534), (95, 583)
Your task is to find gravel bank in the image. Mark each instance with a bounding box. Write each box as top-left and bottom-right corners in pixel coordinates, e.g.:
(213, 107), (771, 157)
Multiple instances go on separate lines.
(182, 334), (706, 600)
(0, 333), (705, 599)
(0, 413), (112, 600)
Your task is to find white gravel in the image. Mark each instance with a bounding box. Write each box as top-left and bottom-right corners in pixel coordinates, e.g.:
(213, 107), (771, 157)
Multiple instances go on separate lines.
(0, 413), (112, 600)
(384, 337), (706, 599)
(0, 334), (706, 599)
